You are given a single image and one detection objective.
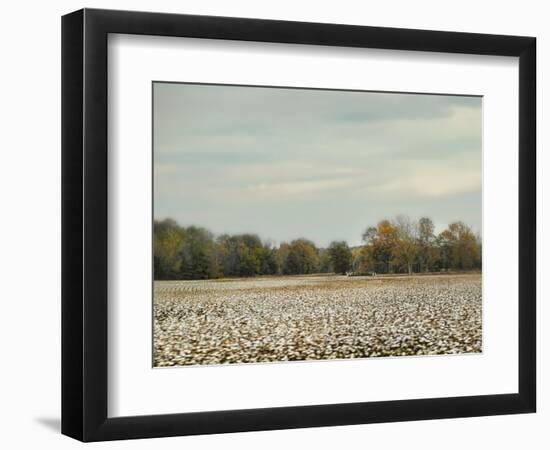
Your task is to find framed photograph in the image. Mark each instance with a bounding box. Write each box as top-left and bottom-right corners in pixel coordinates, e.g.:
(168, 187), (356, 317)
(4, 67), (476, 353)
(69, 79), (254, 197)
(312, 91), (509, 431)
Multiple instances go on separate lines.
(61, 8), (536, 441)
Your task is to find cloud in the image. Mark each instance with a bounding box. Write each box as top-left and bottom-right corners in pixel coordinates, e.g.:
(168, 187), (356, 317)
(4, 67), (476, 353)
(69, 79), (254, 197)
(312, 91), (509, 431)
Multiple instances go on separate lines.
(369, 170), (481, 198)
(248, 177), (360, 196)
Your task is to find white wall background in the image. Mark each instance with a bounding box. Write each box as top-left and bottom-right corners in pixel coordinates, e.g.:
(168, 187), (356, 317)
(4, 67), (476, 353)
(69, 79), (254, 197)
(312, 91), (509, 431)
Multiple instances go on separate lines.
(0, 0), (545, 448)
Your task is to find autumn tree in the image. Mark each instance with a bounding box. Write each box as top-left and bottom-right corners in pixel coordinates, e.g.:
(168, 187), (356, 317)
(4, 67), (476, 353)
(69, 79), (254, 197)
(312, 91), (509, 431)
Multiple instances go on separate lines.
(259, 243), (279, 275)
(216, 234), (241, 277)
(327, 241), (353, 274)
(318, 248), (334, 273)
(438, 222), (481, 270)
(216, 233), (277, 277)
(351, 247), (365, 273)
(276, 242), (291, 275)
(153, 219), (186, 279)
(178, 226), (219, 279)
(416, 217), (440, 272)
(391, 216), (418, 275)
(281, 239), (319, 275)
(361, 220), (398, 273)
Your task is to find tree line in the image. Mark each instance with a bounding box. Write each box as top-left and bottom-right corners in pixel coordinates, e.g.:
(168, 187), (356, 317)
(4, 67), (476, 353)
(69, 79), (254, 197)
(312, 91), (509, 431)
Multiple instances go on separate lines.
(154, 216), (481, 280)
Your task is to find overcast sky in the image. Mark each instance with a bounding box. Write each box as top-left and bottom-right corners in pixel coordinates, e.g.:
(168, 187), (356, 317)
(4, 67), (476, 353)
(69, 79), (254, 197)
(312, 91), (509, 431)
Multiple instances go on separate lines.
(153, 82), (481, 247)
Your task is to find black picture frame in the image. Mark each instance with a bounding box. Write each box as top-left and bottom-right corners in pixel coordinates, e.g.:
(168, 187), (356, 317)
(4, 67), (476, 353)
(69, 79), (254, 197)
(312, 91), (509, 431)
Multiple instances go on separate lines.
(62, 8), (536, 442)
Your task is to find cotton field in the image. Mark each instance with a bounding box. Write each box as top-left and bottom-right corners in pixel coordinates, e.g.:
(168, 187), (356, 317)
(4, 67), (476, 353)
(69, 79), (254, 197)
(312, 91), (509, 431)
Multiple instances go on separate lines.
(153, 274), (482, 367)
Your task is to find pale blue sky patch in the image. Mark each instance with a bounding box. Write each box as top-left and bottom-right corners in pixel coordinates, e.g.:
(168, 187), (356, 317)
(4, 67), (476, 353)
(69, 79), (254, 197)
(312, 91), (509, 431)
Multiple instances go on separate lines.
(153, 82), (482, 247)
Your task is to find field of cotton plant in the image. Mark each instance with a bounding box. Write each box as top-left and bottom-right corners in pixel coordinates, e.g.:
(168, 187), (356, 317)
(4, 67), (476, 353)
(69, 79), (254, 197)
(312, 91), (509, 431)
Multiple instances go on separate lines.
(153, 273), (481, 367)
